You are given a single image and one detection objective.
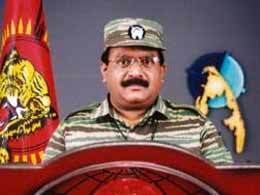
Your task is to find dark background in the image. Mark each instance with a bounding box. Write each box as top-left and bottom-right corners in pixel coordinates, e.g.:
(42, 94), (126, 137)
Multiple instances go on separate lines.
(0, 0), (259, 164)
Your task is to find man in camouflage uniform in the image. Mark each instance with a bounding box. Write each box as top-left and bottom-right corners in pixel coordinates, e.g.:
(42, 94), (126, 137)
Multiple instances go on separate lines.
(45, 18), (233, 164)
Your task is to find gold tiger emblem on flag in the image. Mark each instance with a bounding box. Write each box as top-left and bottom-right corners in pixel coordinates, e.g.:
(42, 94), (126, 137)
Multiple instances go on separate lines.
(0, 48), (56, 163)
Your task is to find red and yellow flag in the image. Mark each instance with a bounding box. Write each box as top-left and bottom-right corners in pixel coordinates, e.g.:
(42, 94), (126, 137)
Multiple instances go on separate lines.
(0, 0), (59, 164)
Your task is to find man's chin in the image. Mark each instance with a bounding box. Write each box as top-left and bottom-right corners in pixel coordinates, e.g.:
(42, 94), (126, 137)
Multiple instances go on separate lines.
(122, 96), (151, 107)
(123, 94), (147, 102)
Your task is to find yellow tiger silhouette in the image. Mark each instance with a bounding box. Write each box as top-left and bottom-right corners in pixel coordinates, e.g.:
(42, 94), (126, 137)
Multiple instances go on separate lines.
(195, 66), (245, 154)
(0, 48), (55, 163)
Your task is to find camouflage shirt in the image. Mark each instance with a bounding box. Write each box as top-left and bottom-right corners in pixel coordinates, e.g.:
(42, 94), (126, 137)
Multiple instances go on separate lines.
(44, 96), (233, 164)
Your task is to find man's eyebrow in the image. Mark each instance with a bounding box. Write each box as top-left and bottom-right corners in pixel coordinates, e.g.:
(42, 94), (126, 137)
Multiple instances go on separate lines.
(113, 54), (129, 58)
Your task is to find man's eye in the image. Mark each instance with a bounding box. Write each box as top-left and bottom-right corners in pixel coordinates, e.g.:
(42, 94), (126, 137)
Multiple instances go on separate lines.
(120, 59), (131, 66)
(143, 58), (151, 64)
(141, 57), (153, 66)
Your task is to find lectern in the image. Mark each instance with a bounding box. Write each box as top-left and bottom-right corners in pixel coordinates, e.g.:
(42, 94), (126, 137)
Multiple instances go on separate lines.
(0, 142), (259, 194)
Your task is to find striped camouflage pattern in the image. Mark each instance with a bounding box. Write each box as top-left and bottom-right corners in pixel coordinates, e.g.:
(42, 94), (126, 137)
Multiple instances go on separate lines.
(44, 96), (233, 164)
(104, 18), (166, 50)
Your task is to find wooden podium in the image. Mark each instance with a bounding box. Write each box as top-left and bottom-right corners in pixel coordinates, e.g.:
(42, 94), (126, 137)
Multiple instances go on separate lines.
(0, 142), (260, 194)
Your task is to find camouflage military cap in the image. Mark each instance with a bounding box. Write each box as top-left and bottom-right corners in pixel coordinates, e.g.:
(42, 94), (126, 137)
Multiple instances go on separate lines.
(104, 18), (166, 50)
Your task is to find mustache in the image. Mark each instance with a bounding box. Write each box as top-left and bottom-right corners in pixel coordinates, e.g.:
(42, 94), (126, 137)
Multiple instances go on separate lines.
(121, 78), (149, 88)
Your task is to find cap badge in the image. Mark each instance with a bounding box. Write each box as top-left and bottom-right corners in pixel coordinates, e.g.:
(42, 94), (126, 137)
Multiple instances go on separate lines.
(128, 25), (145, 40)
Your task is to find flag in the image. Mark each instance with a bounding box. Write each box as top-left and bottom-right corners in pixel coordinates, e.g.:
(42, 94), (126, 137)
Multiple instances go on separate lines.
(0, 0), (59, 164)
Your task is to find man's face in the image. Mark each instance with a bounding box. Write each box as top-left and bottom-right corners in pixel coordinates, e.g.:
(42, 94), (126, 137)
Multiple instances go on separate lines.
(101, 47), (166, 110)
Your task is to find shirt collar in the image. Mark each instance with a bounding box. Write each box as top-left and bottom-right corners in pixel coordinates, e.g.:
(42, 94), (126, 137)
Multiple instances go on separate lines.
(92, 97), (111, 119)
(144, 96), (169, 119)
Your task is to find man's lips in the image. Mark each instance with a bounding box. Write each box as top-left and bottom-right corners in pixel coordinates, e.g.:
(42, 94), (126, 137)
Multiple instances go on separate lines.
(126, 85), (145, 91)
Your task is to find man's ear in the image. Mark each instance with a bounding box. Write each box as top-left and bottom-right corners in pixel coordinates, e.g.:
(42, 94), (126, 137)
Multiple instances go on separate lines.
(100, 63), (108, 83)
(160, 64), (167, 82)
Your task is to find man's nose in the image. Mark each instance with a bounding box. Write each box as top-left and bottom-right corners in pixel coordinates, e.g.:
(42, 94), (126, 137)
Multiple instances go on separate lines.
(127, 62), (144, 78)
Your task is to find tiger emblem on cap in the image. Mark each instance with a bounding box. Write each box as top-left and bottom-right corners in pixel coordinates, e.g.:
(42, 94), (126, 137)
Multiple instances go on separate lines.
(128, 25), (145, 40)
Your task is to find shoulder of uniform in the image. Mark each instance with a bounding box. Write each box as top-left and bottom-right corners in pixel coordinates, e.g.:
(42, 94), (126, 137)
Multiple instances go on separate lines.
(64, 102), (101, 121)
(163, 99), (207, 120)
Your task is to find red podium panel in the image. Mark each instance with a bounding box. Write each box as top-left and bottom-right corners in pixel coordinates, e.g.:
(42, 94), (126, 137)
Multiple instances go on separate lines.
(0, 142), (260, 194)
